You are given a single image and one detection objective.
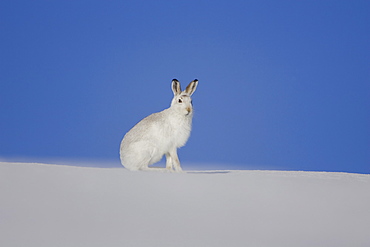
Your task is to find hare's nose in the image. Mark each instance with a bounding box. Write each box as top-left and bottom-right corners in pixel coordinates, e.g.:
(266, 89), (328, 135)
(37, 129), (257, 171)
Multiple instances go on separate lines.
(186, 107), (192, 113)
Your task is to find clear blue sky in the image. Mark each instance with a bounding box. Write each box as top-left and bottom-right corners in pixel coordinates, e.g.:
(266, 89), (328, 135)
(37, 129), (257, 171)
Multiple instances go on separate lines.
(1, 1), (369, 173)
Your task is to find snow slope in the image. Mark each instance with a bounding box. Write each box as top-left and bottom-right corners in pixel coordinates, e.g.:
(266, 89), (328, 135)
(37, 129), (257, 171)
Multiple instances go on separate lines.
(1, 162), (369, 247)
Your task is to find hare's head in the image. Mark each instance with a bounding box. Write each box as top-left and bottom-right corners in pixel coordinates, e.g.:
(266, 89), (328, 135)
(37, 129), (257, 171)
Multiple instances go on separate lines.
(170, 79), (198, 115)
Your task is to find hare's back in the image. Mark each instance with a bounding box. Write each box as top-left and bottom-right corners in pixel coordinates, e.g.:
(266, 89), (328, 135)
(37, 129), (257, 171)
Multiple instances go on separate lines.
(124, 111), (166, 142)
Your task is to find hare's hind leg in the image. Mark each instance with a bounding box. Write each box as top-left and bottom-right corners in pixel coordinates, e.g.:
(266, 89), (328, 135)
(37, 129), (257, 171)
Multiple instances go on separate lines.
(139, 153), (176, 172)
(140, 166), (173, 172)
(121, 142), (158, 171)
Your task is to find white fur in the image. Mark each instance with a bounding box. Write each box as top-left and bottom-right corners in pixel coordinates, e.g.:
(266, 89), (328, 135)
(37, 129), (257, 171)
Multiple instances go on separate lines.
(120, 79), (198, 172)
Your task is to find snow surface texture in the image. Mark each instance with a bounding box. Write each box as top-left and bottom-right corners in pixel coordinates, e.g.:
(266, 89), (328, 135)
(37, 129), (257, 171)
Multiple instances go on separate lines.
(1, 162), (369, 247)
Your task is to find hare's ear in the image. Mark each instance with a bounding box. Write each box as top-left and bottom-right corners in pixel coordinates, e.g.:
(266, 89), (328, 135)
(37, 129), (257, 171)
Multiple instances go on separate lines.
(172, 79), (181, 96)
(185, 79), (198, 96)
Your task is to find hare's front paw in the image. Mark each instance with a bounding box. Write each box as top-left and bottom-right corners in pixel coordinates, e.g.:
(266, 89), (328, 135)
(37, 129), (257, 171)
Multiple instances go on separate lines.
(174, 167), (183, 173)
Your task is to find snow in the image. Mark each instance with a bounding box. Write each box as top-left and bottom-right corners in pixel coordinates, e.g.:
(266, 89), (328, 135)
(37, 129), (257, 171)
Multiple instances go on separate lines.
(1, 162), (369, 247)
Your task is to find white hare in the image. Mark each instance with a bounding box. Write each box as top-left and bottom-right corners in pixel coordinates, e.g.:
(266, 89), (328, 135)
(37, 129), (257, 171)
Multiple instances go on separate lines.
(120, 79), (198, 172)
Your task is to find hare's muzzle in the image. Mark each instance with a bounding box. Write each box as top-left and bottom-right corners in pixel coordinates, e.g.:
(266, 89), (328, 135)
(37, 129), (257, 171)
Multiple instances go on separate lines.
(186, 106), (192, 114)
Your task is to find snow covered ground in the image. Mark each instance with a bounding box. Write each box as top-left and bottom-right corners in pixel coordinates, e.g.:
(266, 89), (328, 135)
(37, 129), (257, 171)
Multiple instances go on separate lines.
(1, 162), (369, 247)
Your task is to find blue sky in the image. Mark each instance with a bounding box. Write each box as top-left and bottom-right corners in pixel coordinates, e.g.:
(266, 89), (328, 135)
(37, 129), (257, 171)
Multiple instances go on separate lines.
(1, 1), (369, 173)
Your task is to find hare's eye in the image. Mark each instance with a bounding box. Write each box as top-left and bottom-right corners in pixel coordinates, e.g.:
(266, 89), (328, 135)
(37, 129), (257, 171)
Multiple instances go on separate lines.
(178, 98), (183, 103)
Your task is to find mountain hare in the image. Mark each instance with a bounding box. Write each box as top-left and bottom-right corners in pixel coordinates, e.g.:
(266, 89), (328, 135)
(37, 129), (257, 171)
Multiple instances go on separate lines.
(120, 79), (198, 172)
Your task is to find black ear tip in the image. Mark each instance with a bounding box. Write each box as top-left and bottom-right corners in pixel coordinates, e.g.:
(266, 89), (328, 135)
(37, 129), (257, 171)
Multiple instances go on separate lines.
(172, 78), (179, 82)
(193, 79), (198, 82)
